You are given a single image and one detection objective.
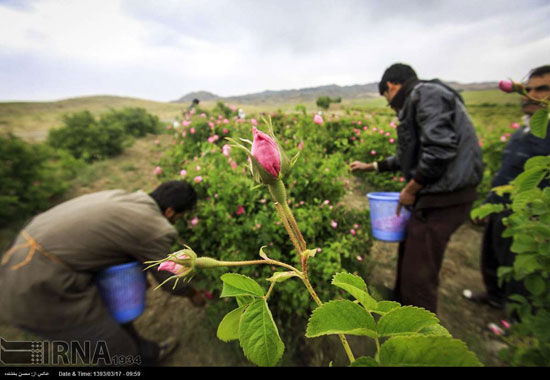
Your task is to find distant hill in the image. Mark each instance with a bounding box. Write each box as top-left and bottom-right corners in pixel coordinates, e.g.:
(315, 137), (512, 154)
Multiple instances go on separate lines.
(173, 81), (499, 105)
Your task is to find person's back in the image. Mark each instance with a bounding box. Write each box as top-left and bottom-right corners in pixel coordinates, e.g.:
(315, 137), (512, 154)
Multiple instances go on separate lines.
(0, 189), (176, 331)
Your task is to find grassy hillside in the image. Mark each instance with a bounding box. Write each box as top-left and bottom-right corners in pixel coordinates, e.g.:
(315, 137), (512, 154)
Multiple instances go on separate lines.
(1, 90), (523, 142)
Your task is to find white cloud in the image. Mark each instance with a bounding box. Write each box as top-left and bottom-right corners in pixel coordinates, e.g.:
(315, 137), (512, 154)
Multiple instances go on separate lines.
(1, 0), (549, 101)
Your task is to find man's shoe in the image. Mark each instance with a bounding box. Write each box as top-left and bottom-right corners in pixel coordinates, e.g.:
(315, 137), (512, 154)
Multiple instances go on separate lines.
(157, 337), (179, 362)
(462, 289), (504, 310)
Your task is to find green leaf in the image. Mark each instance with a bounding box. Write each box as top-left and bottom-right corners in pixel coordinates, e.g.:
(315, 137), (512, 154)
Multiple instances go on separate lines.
(418, 324), (452, 337)
(512, 168), (546, 193)
(306, 300), (377, 338)
(470, 203), (504, 220)
(220, 273), (265, 298)
(350, 356), (379, 367)
(524, 155), (550, 171)
(524, 275), (545, 296)
(236, 295), (255, 308)
(511, 234), (538, 254)
(373, 301), (401, 315)
(379, 336), (482, 366)
(239, 299), (284, 367)
(331, 272), (378, 310)
(513, 254), (543, 276)
(217, 306), (246, 342)
(512, 189), (543, 212)
(530, 108), (549, 139)
(377, 306), (440, 337)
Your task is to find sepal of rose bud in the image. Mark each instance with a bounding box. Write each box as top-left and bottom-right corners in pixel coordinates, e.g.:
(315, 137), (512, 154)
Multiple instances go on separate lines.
(154, 248), (197, 276)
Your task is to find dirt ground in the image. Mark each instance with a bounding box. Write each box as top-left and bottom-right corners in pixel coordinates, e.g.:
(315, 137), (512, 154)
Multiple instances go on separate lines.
(0, 135), (509, 367)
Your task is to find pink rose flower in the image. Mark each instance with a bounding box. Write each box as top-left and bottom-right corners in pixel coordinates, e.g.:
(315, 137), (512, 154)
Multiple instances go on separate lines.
(511, 122), (520, 129)
(251, 127), (281, 178)
(313, 114), (324, 125)
(499, 80), (514, 93)
(236, 205), (245, 216)
(190, 127), (196, 134)
(180, 169), (187, 177)
(350, 229), (356, 236)
(153, 166), (163, 176)
(194, 176), (203, 183)
(389, 138), (395, 144)
(251, 119), (258, 126)
(331, 220), (338, 229)
(370, 150), (376, 155)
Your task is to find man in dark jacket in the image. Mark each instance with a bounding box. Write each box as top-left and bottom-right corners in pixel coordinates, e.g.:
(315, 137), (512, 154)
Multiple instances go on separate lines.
(0, 181), (201, 365)
(463, 65), (550, 310)
(351, 63), (484, 314)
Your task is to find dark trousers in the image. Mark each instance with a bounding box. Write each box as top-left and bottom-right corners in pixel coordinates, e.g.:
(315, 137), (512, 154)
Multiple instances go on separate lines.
(23, 316), (159, 366)
(394, 202), (473, 314)
(481, 211), (528, 305)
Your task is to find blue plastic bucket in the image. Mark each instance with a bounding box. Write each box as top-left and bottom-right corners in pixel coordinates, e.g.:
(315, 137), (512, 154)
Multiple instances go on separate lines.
(96, 261), (146, 323)
(367, 192), (412, 242)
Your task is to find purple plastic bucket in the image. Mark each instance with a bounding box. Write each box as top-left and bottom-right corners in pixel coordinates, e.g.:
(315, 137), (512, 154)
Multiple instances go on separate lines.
(367, 192), (411, 242)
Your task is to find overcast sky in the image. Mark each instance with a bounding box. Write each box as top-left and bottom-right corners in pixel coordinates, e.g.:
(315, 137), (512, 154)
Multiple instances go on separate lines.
(1, 0), (549, 102)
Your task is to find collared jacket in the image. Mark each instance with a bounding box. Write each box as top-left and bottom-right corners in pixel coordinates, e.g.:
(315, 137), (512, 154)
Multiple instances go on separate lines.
(379, 79), (484, 198)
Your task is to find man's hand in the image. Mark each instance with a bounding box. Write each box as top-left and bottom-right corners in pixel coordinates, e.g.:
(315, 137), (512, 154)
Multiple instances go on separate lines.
(350, 161), (375, 172)
(397, 179), (423, 216)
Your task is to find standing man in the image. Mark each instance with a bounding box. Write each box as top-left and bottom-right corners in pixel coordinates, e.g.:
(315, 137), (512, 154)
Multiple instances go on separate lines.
(351, 63), (484, 314)
(463, 65), (550, 310)
(0, 181), (202, 365)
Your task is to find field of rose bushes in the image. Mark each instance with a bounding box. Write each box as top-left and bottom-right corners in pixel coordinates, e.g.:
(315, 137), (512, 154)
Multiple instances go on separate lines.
(0, 94), (528, 366)
(147, 100), (523, 364)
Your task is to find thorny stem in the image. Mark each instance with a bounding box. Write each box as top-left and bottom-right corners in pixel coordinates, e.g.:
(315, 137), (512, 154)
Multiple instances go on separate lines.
(273, 200), (356, 364)
(212, 259), (300, 274)
(265, 281), (276, 300)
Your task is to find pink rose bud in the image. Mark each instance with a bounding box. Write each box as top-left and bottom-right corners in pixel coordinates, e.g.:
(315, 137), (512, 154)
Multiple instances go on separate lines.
(251, 127), (281, 178)
(350, 229), (356, 236)
(488, 323), (504, 336)
(313, 114), (324, 125)
(158, 253), (190, 275)
(190, 127), (196, 134)
(501, 320), (511, 329)
(180, 169), (187, 177)
(389, 138), (395, 144)
(190, 217), (199, 226)
(499, 80), (514, 93)
(153, 166), (163, 176)
(331, 220), (338, 229)
(236, 205), (245, 215)
(511, 122), (520, 129)
(370, 150), (376, 155)
(194, 176), (203, 183)
(356, 255), (363, 262)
